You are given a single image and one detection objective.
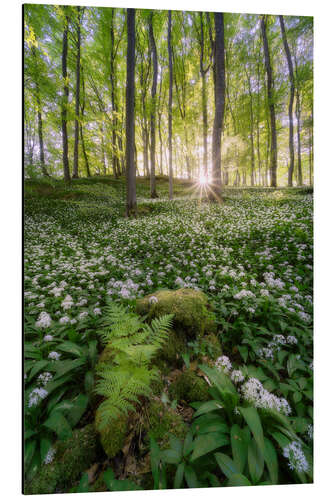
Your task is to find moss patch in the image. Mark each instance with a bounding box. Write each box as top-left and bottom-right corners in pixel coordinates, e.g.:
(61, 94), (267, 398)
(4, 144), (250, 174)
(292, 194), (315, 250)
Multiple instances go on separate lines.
(24, 424), (98, 495)
(136, 288), (216, 340)
(168, 369), (210, 403)
(95, 407), (128, 458)
(145, 398), (188, 449)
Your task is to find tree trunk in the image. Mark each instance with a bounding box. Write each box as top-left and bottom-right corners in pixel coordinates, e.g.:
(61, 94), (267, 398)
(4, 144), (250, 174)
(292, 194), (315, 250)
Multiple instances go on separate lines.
(295, 87), (303, 185)
(110, 9), (120, 178)
(61, 12), (70, 182)
(168, 10), (173, 199)
(125, 9), (137, 216)
(80, 67), (91, 177)
(199, 12), (209, 178)
(279, 15), (295, 187)
(256, 59), (261, 186)
(73, 7), (82, 179)
(210, 13), (225, 202)
(245, 70), (255, 186)
(148, 12), (158, 198)
(261, 15), (277, 187)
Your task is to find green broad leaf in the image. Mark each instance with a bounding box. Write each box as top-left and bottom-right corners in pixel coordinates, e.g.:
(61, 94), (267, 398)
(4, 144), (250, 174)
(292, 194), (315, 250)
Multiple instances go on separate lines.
(230, 424), (248, 473)
(215, 452), (239, 478)
(24, 439), (36, 467)
(169, 435), (183, 455)
(293, 391), (302, 404)
(248, 437), (264, 484)
(271, 431), (290, 450)
(103, 468), (116, 490)
(84, 370), (95, 395)
(160, 448), (181, 464)
(263, 438), (278, 484)
(76, 473), (90, 493)
(40, 437), (53, 464)
(202, 472), (221, 487)
(44, 374), (72, 396)
(174, 462), (185, 489)
(297, 377), (308, 391)
(57, 341), (86, 357)
(195, 420), (229, 435)
(184, 465), (198, 488)
(43, 411), (72, 440)
(227, 473), (252, 487)
(183, 430), (193, 457)
(150, 436), (161, 489)
(54, 358), (86, 378)
(190, 432), (229, 462)
(24, 429), (37, 441)
(239, 345), (248, 363)
(199, 364), (237, 394)
(67, 394), (89, 427)
(287, 355), (298, 377)
(193, 400), (223, 418)
(239, 407), (265, 456)
(29, 360), (50, 380)
(51, 400), (74, 413)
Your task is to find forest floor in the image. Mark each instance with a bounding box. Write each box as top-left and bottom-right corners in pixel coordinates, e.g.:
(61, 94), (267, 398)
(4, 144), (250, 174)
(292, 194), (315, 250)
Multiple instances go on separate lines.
(24, 176), (313, 492)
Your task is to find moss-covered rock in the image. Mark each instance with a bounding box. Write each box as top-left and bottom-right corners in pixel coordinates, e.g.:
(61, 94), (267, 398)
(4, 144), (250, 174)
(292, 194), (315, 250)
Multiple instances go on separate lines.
(136, 288), (216, 340)
(24, 424), (98, 495)
(168, 369), (210, 403)
(145, 398), (188, 449)
(95, 407), (128, 458)
(154, 329), (187, 368)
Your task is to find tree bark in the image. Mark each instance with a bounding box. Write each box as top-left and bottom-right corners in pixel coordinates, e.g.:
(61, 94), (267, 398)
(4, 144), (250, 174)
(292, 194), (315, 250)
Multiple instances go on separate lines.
(61, 11), (70, 182)
(295, 87), (303, 185)
(168, 10), (173, 199)
(73, 7), (82, 179)
(199, 12), (209, 178)
(148, 12), (158, 198)
(210, 13), (225, 201)
(125, 9), (137, 216)
(80, 67), (91, 177)
(110, 9), (120, 178)
(279, 15), (295, 187)
(261, 15), (277, 187)
(245, 69), (255, 186)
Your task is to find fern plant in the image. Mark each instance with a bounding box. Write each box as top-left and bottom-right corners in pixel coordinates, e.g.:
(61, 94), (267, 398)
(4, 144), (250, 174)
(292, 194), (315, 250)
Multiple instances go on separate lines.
(95, 302), (173, 430)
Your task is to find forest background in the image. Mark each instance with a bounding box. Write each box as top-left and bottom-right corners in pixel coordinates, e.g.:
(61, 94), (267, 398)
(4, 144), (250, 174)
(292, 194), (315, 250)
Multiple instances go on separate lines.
(1, 1), (333, 500)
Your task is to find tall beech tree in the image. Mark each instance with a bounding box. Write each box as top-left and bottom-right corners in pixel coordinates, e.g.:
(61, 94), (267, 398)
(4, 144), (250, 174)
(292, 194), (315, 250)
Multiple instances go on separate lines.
(125, 8), (137, 217)
(279, 15), (295, 187)
(210, 12), (225, 201)
(61, 9), (70, 182)
(73, 6), (82, 179)
(168, 10), (173, 199)
(261, 15), (277, 187)
(148, 12), (158, 198)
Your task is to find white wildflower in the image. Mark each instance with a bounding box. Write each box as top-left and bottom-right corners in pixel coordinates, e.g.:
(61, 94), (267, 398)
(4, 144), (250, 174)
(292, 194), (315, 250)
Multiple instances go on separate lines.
(283, 441), (309, 473)
(35, 311), (52, 329)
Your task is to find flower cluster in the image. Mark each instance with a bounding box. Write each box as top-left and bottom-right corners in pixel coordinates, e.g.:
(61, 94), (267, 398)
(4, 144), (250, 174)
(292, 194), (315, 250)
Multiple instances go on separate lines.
(241, 377), (291, 415)
(28, 387), (48, 408)
(282, 441), (309, 473)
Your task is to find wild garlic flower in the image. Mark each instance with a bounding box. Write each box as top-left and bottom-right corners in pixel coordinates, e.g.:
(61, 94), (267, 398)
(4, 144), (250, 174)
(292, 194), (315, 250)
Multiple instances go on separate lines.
(35, 311), (52, 329)
(230, 370), (245, 384)
(43, 447), (56, 465)
(43, 334), (53, 342)
(28, 387), (48, 408)
(283, 441), (309, 473)
(48, 351), (61, 361)
(59, 315), (70, 324)
(149, 296), (158, 304)
(61, 294), (74, 310)
(78, 311), (88, 320)
(286, 335), (298, 345)
(37, 371), (53, 386)
(215, 355), (232, 374)
(241, 377), (291, 415)
(93, 307), (101, 315)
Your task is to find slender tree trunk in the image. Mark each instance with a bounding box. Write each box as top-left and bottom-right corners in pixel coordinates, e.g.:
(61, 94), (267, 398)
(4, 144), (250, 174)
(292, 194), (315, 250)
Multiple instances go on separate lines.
(148, 13), (158, 198)
(80, 67), (91, 177)
(168, 11), (173, 198)
(199, 12), (209, 178)
(261, 15), (277, 187)
(245, 70), (255, 186)
(210, 13), (225, 201)
(61, 12), (70, 182)
(110, 10), (120, 178)
(256, 59), (261, 186)
(279, 15), (295, 187)
(125, 9), (137, 216)
(73, 7), (82, 179)
(295, 87), (303, 185)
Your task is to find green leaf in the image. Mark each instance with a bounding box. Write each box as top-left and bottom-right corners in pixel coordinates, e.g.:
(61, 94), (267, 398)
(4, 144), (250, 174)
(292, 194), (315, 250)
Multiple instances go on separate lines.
(174, 462), (185, 489)
(227, 473), (252, 486)
(54, 358), (86, 378)
(29, 360), (50, 380)
(67, 394), (89, 427)
(239, 345), (248, 363)
(239, 407), (265, 456)
(184, 465), (198, 488)
(193, 400), (223, 418)
(160, 448), (181, 464)
(57, 341), (86, 357)
(76, 473), (90, 493)
(190, 432), (229, 462)
(293, 391), (302, 404)
(263, 438), (278, 484)
(25, 439), (36, 467)
(215, 452), (239, 478)
(248, 437), (264, 484)
(43, 411), (72, 440)
(183, 430), (193, 457)
(150, 436), (161, 489)
(230, 424), (248, 473)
